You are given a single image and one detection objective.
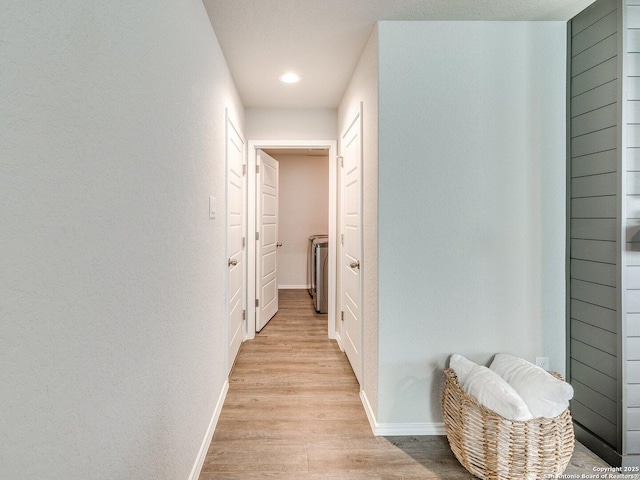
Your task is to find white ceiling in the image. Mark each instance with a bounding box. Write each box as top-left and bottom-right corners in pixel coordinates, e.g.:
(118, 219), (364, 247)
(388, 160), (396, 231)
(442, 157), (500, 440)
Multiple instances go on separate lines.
(202, 0), (595, 109)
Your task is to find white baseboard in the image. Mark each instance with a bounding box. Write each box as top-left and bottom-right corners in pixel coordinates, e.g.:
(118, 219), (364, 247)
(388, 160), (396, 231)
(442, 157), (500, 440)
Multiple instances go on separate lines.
(278, 285), (309, 290)
(334, 331), (343, 350)
(360, 390), (377, 435)
(374, 422), (446, 436)
(360, 390), (446, 436)
(189, 380), (229, 480)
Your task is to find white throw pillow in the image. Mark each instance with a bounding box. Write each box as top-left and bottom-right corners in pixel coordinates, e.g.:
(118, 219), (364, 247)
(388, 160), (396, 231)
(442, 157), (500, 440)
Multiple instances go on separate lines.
(489, 353), (574, 419)
(450, 354), (533, 421)
(449, 353), (476, 385)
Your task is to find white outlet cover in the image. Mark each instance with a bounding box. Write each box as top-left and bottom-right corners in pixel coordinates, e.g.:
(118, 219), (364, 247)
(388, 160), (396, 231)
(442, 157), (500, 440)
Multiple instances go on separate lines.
(209, 195), (216, 219)
(535, 357), (550, 370)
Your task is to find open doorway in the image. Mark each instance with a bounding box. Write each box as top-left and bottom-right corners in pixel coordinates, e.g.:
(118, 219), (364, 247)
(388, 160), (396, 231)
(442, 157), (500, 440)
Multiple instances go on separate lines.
(262, 147), (329, 304)
(246, 140), (338, 342)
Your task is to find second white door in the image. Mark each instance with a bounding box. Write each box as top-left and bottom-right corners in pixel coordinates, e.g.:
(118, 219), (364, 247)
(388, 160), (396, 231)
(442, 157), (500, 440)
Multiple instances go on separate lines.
(256, 150), (279, 331)
(340, 109), (362, 384)
(227, 114), (245, 373)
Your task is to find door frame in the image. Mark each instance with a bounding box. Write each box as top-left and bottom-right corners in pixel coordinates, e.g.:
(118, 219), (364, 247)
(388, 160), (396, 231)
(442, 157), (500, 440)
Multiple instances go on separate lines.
(338, 104), (364, 384)
(246, 140), (338, 341)
(225, 109), (247, 374)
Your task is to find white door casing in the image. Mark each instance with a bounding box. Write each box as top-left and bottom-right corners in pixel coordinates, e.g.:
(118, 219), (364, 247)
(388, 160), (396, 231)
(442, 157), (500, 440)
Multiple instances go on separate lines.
(226, 112), (246, 374)
(245, 140), (337, 341)
(256, 150), (279, 331)
(340, 107), (363, 385)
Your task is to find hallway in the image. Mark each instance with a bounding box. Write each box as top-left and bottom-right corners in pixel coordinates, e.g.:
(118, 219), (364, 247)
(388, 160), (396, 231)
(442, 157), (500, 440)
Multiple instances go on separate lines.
(199, 290), (607, 479)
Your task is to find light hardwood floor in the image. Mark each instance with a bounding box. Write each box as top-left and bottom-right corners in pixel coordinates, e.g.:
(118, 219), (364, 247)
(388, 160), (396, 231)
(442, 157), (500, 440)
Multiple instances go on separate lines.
(200, 289), (608, 479)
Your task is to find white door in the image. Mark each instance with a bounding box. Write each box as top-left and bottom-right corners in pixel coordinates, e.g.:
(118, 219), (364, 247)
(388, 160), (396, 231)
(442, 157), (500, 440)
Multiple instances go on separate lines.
(227, 114), (245, 373)
(340, 109), (362, 384)
(256, 150), (279, 331)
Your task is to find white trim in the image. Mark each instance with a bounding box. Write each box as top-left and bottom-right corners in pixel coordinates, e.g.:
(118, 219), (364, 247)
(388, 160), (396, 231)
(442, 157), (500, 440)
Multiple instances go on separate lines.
(360, 390), (446, 436)
(360, 390), (377, 435)
(278, 285), (309, 290)
(189, 380), (229, 480)
(247, 140), (338, 340)
(334, 331), (344, 351)
(375, 422), (446, 436)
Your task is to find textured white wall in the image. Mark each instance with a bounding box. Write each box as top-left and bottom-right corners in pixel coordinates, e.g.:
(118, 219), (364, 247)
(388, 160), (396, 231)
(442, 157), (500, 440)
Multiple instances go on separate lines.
(245, 108), (338, 140)
(338, 27), (379, 415)
(377, 21), (566, 425)
(0, 1), (243, 478)
(274, 154), (330, 288)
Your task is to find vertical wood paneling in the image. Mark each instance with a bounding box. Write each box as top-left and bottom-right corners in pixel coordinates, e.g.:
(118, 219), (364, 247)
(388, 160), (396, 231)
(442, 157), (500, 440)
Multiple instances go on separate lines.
(627, 337), (640, 360)
(571, 298), (617, 332)
(627, 103), (640, 125)
(569, 0), (620, 455)
(572, 34), (617, 77)
(626, 290), (640, 313)
(572, 150), (617, 177)
(572, 127), (618, 156)
(627, 313), (640, 335)
(627, 361), (640, 383)
(572, 319), (617, 354)
(571, 173), (617, 197)
(572, 196), (617, 218)
(572, 103), (617, 138)
(571, 80), (617, 116)
(571, 399), (617, 445)
(626, 431), (640, 454)
(626, 195), (640, 217)
(572, 339), (618, 378)
(572, 11), (618, 56)
(572, 57), (618, 96)
(628, 29), (640, 52)
(628, 4), (640, 459)
(571, 259), (617, 286)
(571, 218), (618, 241)
(574, 379), (618, 422)
(572, 0), (616, 34)
(571, 279), (617, 309)
(627, 384), (640, 406)
(571, 239), (617, 263)
(571, 359), (618, 400)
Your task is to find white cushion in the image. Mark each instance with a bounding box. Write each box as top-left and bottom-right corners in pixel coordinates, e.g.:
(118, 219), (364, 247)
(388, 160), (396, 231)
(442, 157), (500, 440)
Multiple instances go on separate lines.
(489, 353), (574, 418)
(450, 354), (533, 421)
(449, 353), (476, 385)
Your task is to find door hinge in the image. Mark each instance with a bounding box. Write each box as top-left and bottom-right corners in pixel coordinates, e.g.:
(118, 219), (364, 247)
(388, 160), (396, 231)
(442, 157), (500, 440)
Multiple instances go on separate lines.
(338, 156), (344, 167)
(256, 298), (259, 308)
(341, 311), (344, 321)
(341, 233), (344, 245)
(256, 164), (260, 174)
(242, 237), (246, 248)
(242, 164), (247, 176)
(255, 231), (260, 241)
(242, 309), (246, 321)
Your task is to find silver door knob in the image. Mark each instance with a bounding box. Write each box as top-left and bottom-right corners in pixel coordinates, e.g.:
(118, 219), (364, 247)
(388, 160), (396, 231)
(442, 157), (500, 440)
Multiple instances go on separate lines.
(228, 258), (238, 267)
(350, 260), (360, 269)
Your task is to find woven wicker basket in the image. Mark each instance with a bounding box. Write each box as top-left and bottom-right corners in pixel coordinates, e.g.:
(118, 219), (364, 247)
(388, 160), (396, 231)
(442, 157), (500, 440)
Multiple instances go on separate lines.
(442, 368), (575, 480)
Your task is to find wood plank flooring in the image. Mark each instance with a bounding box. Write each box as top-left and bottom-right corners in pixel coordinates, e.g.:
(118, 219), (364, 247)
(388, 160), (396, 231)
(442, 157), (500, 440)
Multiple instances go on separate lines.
(200, 289), (609, 479)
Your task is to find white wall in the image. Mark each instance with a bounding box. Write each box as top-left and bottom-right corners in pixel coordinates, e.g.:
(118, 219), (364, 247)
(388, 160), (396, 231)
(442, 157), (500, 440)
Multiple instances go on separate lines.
(273, 154), (330, 289)
(338, 27), (379, 418)
(0, 1), (243, 478)
(246, 108), (337, 140)
(376, 21), (566, 425)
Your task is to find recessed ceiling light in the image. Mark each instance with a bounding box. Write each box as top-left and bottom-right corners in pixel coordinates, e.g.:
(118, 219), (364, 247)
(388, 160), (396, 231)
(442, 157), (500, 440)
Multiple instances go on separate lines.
(279, 72), (301, 84)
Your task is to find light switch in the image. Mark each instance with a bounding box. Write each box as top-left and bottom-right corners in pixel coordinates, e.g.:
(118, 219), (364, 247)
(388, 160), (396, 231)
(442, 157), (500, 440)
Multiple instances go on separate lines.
(209, 195), (216, 219)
